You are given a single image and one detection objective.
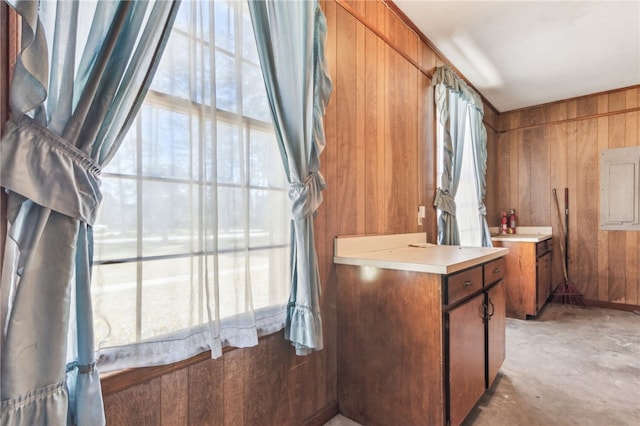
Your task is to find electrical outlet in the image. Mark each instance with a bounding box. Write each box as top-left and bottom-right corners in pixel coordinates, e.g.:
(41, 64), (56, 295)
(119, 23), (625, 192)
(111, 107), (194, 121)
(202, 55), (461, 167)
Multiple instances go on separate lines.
(418, 205), (426, 225)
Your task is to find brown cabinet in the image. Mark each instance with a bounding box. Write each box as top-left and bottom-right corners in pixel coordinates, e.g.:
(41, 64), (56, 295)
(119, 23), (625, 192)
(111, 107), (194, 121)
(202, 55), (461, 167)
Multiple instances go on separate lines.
(492, 238), (553, 319)
(447, 292), (486, 426)
(486, 279), (506, 387)
(337, 257), (506, 426)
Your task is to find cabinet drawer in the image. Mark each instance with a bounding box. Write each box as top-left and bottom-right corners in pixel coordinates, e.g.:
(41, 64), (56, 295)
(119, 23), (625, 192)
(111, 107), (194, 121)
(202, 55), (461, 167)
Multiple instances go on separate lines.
(536, 239), (553, 257)
(483, 257), (505, 285)
(446, 266), (483, 305)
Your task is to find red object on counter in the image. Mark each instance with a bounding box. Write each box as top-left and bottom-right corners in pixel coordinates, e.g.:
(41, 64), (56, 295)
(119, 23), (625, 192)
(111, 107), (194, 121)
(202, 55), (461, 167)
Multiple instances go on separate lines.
(500, 211), (508, 234)
(508, 209), (517, 234)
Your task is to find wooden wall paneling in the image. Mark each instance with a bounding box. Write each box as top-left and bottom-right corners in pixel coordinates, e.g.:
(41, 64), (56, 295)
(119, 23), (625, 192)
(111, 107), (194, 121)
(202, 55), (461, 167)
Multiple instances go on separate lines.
(342, 0), (358, 14)
(517, 129), (530, 224)
(608, 90), (627, 113)
(507, 116), (520, 216)
(356, 19), (366, 235)
(565, 120), (577, 281)
(529, 126), (550, 225)
(0, 2), (18, 275)
(420, 42), (437, 74)
(321, 0), (339, 406)
(362, 24), (379, 234)
(376, 27), (387, 233)
(548, 122), (567, 288)
(161, 369), (189, 426)
(576, 94), (598, 118)
(624, 89), (638, 305)
(607, 106), (627, 303)
(1, 1), (9, 134)
(401, 55), (413, 227)
(417, 72), (430, 236)
(495, 86), (640, 307)
(520, 105), (547, 127)
(376, 0), (386, 32)
(383, 44), (394, 233)
(386, 2), (400, 50)
(496, 132), (510, 216)
(567, 99), (577, 120)
(575, 118), (598, 299)
(424, 79), (437, 241)
(485, 127), (499, 226)
(188, 359), (223, 426)
(315, 0), (334, 406)
(387, 46), (401, 233)
(596, 105), (610, 302)
(393, 53), (418, 233)
(222, 349), (245, 425)
(104, 377), (162, 425)
(636, 88), (640, 306)
(546, 101), (567, 123)
(335, 7), (358, 236)
(409, 64), (420, 233)
(243, 337), (278, 425)
(365, 0), (377, 24)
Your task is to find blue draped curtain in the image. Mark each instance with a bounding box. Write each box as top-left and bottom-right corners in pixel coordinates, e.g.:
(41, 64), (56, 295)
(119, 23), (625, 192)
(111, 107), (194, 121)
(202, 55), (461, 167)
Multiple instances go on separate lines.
(0, 1), (179, 424)
(433, 65), (490, 246)
(248, 0), (332, 355)
(468, 107), (492, 247)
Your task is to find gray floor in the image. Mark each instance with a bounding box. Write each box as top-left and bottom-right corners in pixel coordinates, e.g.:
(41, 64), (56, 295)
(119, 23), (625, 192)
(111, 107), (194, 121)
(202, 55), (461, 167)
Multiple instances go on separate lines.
(326, 304), (640, 426)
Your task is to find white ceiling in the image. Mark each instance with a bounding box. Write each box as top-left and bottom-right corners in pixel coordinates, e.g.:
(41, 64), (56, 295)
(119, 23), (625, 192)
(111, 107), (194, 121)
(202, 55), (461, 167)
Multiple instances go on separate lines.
(393, 0), (640, 112)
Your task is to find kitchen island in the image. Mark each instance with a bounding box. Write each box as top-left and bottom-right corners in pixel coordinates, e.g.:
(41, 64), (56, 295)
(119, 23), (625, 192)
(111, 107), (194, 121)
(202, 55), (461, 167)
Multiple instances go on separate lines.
(334, 233), (508, 426)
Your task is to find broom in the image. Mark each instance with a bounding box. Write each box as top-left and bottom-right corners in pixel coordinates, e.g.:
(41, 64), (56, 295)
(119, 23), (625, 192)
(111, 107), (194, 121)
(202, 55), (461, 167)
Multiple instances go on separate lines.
(551, 188), (585, 306)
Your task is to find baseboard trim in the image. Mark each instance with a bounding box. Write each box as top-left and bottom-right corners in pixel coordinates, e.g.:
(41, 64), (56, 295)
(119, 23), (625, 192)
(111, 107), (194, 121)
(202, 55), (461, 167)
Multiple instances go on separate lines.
(304, 400), (339, 426)
(583, 299), (640, 313)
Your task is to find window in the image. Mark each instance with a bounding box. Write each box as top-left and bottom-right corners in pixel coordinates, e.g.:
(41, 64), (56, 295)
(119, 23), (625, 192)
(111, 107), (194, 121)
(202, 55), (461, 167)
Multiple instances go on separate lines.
(92, 1), (289, 363)
(436, 101), (482, 247)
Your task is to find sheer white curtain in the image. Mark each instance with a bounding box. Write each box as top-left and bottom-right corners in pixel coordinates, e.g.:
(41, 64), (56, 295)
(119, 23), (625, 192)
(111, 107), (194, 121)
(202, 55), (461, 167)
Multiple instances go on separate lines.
(92, 0), (290, 372)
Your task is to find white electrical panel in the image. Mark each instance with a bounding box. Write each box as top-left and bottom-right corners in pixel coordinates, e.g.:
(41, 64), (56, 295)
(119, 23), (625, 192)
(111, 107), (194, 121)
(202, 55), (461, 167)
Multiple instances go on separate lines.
(600, 146), (640, 231)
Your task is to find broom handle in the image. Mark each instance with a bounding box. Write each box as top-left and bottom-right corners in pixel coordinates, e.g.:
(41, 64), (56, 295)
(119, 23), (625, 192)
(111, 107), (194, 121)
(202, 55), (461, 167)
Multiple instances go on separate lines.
(553, 189), (570, 282)
(564, 188), (569, 271)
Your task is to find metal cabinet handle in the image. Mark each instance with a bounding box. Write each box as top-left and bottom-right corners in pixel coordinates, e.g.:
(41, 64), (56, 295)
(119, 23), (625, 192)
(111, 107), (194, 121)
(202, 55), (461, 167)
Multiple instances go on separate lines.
(463, 280), (473, 287)
(488, 300), (495, 318)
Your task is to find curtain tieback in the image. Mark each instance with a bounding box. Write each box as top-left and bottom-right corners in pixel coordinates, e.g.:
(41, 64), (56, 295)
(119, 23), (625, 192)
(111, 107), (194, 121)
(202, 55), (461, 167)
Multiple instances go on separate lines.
(478, 203), (487, 216)
(289, 171), (326, 220)
(67, 360), (96, 374)
(434, 187), (456, 216)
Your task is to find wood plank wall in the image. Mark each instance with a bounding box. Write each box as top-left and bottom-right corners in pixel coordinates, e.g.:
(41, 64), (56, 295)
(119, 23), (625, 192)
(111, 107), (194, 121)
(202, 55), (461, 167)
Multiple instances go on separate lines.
(0, 2), (18, 279)
(492, 87), (640, 307)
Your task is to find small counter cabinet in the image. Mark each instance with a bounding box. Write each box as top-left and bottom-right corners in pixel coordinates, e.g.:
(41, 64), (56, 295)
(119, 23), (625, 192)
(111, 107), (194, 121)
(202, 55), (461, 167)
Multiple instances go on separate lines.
(334, 233), (508, 426)
(491, 227), (553, 319)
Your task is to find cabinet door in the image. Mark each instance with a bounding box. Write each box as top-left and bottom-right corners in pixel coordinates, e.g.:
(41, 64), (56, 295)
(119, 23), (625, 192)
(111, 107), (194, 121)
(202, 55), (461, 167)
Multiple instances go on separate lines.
(486, 280), (506, 388)
(536, 252), (552, 311)
(447, 293), (485, 426)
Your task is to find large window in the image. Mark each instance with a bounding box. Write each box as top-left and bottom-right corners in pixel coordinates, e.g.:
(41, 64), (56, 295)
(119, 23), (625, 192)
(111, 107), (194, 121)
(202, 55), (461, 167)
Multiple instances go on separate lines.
(92, 1), (289, 360)
(436, 103), (482, 247)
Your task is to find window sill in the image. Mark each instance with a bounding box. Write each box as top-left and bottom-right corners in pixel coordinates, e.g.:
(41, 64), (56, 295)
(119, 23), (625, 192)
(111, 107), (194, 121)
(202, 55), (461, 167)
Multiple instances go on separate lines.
(101, 331), (280, 396)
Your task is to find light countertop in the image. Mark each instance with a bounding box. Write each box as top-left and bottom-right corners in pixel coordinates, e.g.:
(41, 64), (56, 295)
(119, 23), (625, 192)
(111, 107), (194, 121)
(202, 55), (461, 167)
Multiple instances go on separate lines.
(334, 233), (508, 275)
(490, 226), (553, 243)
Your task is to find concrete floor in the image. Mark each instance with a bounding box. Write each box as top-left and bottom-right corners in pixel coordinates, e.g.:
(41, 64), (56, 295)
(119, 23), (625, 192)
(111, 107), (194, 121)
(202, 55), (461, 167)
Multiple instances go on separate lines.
(327, 304), (640, 426)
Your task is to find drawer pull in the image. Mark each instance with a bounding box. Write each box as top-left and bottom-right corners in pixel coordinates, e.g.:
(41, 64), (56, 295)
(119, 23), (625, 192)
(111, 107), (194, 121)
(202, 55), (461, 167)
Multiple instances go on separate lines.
(492, 268), (501, 274)
(463, 280), (473, 287)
